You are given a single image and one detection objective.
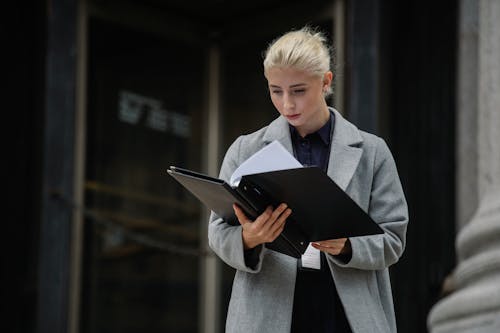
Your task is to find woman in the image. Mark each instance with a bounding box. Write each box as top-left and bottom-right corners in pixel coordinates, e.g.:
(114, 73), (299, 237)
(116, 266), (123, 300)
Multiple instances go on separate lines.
(208, 27), (408, 333)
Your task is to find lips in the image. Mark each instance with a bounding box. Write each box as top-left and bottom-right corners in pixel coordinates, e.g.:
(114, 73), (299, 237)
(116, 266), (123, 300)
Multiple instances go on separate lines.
(286, 114), (300, 120)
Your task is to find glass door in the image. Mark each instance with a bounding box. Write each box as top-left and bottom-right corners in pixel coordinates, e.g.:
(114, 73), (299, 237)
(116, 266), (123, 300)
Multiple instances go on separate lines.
(81, 18), (205, 333)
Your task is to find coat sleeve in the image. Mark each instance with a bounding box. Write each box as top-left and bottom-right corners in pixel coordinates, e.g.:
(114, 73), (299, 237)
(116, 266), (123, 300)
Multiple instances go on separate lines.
(330, 137), (409, 270)
(207, 136), (266, 273)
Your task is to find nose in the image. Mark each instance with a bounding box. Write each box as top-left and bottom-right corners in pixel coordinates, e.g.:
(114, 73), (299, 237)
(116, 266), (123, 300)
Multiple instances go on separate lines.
(283, 93), (295, 110)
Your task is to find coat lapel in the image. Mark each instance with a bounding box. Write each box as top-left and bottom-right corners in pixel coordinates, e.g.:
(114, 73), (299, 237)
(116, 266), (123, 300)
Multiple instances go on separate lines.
(262, 109), (363, 191)
(262, 116), (294, 154)
(327, 109), (363, 191)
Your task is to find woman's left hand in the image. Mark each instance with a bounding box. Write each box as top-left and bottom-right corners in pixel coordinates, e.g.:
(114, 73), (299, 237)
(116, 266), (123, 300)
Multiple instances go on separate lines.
(311, 238), (352, 256)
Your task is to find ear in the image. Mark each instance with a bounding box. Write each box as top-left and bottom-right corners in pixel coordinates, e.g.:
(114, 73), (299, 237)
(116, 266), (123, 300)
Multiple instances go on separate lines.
(323, 71), (333, 89)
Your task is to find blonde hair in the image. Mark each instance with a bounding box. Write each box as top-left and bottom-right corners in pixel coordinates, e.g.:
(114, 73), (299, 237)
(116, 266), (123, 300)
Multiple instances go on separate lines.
(263, 26), (333, 95)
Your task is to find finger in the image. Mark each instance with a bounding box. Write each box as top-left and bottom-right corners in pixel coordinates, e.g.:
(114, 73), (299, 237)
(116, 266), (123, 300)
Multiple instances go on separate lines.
(265, 208), (290, 242)
(312, 243), (342, 252)
(312, 241), (342, 249)
(312, 243), (342, 255)
(258, 204), (287, 237)
(271, 221), (286, 240)
(254, 206), (273, 227)
(270, 203), (288, 223)
(233, 204), (251, 225)
(312, 238), (349, 255)
(269, 208), (291, 234)
(313, 238), (347, 248)
(261, 203), (287, 232)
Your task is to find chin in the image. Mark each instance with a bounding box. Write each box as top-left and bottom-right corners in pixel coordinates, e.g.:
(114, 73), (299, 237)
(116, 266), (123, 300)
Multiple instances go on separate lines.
(286, 118), (303, 127)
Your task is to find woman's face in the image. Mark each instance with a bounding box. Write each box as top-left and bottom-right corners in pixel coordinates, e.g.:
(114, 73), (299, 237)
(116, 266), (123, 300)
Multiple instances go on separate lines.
(266, 67), (332, 137)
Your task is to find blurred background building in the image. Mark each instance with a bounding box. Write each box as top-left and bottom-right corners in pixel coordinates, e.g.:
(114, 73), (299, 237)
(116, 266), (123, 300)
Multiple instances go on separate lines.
(6, 0), (499, 332)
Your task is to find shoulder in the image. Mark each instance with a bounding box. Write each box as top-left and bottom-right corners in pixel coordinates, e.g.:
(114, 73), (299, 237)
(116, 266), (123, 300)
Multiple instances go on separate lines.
(238, 126), (270, 151)
(219, 125), (271, 180)
(226, 125), (270, 160)
(333, 108), (390, 159)
(355, 130), (398, 181)
(358, 130), (387, 152)
(334, 110), (395, 169)
(359, 131), (395, 171)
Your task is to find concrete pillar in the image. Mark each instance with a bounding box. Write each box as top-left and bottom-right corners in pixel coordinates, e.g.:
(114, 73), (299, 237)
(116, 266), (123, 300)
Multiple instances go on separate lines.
(36, 0), (77, 332)
(427, 0), (500, 332)
(199, 45), (222, 333)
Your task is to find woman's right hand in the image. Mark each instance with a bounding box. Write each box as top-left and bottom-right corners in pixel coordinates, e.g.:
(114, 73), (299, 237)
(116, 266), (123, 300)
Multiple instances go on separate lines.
(233, 203), (292, 250)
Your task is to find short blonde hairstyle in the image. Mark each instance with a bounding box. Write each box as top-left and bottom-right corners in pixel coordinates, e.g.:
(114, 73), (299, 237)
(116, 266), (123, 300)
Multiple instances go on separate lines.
(263, 26), (333, 95)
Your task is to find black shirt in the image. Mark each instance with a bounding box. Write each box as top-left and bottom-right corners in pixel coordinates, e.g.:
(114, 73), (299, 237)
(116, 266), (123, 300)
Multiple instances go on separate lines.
(289, 111), (352, 333)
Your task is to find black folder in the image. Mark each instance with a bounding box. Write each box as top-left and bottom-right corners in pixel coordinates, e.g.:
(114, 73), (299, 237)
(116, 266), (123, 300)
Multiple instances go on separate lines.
(167, 166), (383, 258)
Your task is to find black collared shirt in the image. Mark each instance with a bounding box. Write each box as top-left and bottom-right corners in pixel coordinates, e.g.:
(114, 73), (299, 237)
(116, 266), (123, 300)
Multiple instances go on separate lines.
(289, 111), (352, 333)
(289, 114), (333, 171)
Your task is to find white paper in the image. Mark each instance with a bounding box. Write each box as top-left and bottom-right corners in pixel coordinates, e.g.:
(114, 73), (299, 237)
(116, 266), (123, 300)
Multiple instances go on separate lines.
(230, 140), (303, 186)
(301, 243), (321, 270)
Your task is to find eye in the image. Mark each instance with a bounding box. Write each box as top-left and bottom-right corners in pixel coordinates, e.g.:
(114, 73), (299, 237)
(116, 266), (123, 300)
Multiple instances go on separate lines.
(292, 89), (306, 95)
(271, 90), (283, 95)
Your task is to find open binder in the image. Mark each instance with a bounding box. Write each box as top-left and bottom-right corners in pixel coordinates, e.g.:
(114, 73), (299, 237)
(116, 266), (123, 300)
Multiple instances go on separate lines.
(167, 165), (383, 258)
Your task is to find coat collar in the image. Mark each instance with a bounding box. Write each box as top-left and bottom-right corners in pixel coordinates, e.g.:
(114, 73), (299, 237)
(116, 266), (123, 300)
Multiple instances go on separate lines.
(262, 108), (363, 191)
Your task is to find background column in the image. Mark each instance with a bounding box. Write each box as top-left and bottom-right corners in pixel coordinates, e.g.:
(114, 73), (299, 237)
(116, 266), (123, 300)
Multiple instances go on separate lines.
(428, 0), (500, 331)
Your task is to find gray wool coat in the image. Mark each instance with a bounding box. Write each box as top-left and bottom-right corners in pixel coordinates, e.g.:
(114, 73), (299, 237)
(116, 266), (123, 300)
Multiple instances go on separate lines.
(208, 108), (409, 333)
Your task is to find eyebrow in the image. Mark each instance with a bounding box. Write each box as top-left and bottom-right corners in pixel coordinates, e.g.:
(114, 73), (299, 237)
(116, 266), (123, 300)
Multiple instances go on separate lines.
(269, 83), (308, 88)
